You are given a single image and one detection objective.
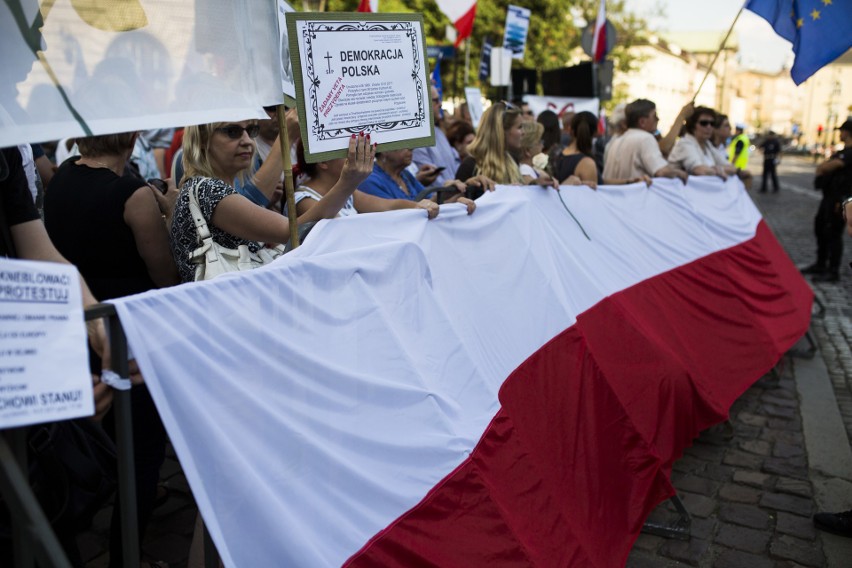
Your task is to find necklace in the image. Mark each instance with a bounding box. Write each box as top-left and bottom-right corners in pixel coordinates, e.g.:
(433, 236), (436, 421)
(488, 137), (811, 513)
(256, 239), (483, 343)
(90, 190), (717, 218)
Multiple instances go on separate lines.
(81, 158), (120, 176)
(391, 173), (409, 195)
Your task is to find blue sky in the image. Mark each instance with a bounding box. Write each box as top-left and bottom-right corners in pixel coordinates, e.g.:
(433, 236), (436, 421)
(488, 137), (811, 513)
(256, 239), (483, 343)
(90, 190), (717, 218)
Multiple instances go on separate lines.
(625, 0), (793, 72)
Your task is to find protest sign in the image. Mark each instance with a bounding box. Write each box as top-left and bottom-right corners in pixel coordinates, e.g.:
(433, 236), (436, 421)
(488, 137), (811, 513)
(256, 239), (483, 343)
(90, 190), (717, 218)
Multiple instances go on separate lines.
(464, 87), (484, 129)
(503, 5), (531, 60)
(489, 47), (512, 87)
(0, 258), (92, 428)
(478, 36), (493, 81)
(287, 13), (434, 163)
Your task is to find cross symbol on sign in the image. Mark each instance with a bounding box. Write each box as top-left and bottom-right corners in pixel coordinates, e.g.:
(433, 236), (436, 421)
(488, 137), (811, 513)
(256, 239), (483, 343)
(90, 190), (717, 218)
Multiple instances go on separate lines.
(324, 52), (333, 73)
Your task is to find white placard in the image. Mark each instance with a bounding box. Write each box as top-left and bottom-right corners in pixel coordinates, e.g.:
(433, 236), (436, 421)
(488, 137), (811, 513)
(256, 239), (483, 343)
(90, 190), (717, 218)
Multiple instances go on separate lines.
(277, 0), (296, 100)
(464, 87), (484, 129)
(0, 258), (93, 429)
(288, 14), (434, 162)
(490, 47), (513, 87)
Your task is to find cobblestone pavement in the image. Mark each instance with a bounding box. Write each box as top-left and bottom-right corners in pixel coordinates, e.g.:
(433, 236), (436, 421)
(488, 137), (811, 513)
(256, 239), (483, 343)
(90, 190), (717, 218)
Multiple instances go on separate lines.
(628, 156), (852, 568)
(79, 157), (852, 567)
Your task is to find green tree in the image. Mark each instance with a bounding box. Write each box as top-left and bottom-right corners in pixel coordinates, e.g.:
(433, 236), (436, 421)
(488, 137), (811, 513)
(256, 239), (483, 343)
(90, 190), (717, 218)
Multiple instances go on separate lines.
(324, 0), (653, 104)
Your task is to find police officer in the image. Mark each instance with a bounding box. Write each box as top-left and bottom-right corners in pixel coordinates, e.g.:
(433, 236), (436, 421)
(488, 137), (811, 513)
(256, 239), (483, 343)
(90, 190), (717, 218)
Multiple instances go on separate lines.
(802, 119), (852, 282)
(728, 124), (750, 173)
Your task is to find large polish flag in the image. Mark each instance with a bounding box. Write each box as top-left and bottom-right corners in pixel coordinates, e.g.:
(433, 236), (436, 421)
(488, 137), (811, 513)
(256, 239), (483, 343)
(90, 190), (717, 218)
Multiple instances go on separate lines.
(435, 0), (477, 47)
(114, 178), (811, 567)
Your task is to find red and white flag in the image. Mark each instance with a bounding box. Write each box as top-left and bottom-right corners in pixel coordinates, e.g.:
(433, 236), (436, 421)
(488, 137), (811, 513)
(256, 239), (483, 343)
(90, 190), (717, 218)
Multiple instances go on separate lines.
(435, 0), (477, 47)
(115, 179), (811, 567)
(356, 0), (377, 12)
(592, 0), (608, 63)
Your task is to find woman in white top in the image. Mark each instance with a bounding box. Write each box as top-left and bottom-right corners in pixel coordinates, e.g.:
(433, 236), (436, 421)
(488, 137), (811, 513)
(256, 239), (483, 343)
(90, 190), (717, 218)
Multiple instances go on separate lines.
(292, 141), (475, 218)
(668, 107), (738, 179)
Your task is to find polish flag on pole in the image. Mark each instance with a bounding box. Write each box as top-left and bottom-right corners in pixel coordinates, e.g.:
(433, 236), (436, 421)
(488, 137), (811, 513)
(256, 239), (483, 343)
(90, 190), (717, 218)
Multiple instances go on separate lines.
(357, 0), (377, 12)
(435, 0), (477, 47)
(592, 0), (607, 63)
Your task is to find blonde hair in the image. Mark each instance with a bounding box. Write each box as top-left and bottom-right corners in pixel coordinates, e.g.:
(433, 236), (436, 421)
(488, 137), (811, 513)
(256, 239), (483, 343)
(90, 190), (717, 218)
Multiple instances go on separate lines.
(181, 122), (256, 185)
(519, 121), (544, 158)
(466, 103), (523, 184)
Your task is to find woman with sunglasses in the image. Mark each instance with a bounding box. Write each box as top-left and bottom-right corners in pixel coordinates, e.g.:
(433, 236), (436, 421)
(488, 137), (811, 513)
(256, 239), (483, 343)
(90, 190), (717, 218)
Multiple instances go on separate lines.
(169, 121), (374, 282)
(668, 107), (736, 179)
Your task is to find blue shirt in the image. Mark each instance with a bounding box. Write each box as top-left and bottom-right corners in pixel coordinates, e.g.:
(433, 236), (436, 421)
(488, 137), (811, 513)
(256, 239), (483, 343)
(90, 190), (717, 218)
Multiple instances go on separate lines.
(358, 163), (424, 201)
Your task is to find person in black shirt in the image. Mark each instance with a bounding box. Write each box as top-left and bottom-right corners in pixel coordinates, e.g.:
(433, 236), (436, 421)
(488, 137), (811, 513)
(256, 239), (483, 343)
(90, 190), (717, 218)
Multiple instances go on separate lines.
(802, 120), (852, 282)
(759, 131), (781, 193)
(0, 146), (113, 566)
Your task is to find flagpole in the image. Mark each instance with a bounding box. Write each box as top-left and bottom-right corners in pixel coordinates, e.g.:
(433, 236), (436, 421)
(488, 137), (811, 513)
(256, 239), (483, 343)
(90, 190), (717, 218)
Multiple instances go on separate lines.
(693, 2), (745, 102)
(277, 105), (300, 249)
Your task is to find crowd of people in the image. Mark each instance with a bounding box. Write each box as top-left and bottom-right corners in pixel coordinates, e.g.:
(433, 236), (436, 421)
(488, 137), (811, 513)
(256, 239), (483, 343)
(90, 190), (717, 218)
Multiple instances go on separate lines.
(3, 88), (851, 565)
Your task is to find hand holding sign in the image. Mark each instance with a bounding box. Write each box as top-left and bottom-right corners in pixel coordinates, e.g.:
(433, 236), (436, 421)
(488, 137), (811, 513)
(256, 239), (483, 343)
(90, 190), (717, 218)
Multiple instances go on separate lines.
(287, 13), (434, 163)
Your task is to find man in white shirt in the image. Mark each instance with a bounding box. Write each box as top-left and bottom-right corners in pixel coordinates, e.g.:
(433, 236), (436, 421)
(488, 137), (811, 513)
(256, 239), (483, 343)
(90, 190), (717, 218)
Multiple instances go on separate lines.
(602, 99), (688, 183)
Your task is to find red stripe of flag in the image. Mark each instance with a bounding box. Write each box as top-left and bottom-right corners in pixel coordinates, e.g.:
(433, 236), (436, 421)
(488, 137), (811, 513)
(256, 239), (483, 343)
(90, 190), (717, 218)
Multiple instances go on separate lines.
(345, 221), (812, 566)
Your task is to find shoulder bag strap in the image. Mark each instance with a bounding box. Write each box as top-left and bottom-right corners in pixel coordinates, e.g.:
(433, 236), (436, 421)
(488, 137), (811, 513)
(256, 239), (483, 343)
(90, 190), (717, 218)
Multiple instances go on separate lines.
(187, 179), (213, 243)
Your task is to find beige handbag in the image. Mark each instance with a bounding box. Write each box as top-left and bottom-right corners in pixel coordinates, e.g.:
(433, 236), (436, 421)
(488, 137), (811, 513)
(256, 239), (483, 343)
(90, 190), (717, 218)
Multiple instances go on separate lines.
(187, 180), (286, 281)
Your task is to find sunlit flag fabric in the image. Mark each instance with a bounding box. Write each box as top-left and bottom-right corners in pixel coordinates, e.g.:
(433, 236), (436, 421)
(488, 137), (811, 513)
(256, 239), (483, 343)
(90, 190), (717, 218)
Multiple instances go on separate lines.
(745, 0), (852, 84)
(113, 178), (811, 567)
(0, 0), (282, 147)
(435, 0), (477, 47)
(592, 0), (607, 63)
(356, 0), (378, 12)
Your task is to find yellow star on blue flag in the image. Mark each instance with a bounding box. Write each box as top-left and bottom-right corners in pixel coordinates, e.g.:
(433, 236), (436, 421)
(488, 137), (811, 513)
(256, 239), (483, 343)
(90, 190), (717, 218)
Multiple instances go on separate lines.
(745, 0), (852, 84)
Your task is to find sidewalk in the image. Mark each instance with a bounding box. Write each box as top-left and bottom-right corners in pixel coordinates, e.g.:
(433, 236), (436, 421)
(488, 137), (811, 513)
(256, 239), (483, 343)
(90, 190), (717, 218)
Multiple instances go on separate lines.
(628, 160), (852, 567)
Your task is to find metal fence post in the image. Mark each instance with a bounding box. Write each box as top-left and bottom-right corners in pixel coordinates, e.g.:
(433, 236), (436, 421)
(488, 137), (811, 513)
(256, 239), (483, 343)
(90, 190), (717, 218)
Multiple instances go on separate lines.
(0, 433), (72, 568)
(107, 311), (140, 568)
(8, 428), (34, 568)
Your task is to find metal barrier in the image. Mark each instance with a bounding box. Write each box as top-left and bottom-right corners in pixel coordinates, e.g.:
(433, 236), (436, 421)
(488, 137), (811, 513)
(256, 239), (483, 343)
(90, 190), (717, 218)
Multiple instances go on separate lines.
(0, 304), (139, 568)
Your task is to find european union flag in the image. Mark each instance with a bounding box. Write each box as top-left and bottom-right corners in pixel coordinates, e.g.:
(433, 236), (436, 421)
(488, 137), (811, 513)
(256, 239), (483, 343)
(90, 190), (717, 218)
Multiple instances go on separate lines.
(746, 0), (852, 84)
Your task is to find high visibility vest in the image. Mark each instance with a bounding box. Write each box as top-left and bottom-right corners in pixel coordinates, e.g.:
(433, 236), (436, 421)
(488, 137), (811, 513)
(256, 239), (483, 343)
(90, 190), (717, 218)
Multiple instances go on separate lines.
(728, 133), (750, 169)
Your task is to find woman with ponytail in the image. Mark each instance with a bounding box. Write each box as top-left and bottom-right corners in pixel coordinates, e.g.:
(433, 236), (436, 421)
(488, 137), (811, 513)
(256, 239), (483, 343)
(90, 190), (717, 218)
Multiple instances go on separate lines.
(552, 111), (650, 188)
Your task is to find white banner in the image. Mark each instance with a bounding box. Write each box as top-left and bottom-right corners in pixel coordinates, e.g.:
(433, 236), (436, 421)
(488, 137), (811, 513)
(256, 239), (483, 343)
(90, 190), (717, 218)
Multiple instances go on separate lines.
(523, 94), (599, 118)
(0, 0), (282, 147)
(0, 258), (92, 428)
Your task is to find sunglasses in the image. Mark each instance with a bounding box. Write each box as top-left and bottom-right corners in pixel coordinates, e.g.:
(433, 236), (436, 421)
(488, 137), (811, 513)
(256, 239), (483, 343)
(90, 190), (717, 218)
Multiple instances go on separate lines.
(501, 100), (518, 110)
(216, 124), (260, 140)
(697, 120), (714, 127)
